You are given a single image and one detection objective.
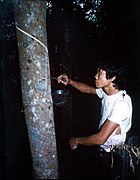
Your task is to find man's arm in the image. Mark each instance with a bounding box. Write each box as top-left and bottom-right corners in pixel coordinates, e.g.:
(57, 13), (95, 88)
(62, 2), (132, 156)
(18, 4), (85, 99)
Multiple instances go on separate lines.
(57, 74), (96, 94)
(69, 120), (119, 149)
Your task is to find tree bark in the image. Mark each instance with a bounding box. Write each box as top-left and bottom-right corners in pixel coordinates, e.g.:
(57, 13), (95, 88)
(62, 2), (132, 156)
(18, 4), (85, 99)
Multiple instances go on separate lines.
(14, 0), (58, 179)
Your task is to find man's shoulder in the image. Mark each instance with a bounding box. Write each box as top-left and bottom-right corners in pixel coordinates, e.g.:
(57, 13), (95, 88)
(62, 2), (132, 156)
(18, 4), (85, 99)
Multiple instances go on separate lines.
(96, 88), (106, 98)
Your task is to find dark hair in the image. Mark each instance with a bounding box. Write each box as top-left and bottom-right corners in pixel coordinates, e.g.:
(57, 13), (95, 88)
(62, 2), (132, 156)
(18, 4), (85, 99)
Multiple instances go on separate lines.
(97, 62), (127, 90)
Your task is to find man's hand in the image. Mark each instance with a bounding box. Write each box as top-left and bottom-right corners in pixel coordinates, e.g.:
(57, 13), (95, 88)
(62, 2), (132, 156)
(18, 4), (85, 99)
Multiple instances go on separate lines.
(57, 74), (70, 85)
(69, 137), (78, 150)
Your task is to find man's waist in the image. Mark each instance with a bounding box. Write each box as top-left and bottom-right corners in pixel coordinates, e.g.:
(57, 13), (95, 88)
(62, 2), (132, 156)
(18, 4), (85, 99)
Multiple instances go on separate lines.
(99, 144), (125, 154)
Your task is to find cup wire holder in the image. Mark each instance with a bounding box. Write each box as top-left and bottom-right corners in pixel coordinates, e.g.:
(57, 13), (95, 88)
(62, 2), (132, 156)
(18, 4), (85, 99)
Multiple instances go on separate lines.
(52, 89), (69, 106)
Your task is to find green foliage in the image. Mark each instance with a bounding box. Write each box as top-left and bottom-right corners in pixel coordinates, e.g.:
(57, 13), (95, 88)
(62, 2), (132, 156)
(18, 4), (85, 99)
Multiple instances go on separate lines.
(46, 0), (103, 26)
(73, 0), (103, 25)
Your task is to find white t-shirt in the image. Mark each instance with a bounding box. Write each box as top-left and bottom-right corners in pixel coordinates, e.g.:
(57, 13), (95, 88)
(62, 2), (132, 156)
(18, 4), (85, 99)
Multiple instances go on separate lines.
(96, 88), (132, 152)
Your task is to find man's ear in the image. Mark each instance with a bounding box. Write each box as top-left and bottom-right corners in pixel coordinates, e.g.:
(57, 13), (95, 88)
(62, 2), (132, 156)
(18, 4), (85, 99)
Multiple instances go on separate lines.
(110, 76), (116, 82)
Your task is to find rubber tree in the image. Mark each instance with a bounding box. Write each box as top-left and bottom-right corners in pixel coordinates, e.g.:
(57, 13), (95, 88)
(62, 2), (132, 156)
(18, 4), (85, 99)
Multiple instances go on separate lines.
(14, 0), (58, 179)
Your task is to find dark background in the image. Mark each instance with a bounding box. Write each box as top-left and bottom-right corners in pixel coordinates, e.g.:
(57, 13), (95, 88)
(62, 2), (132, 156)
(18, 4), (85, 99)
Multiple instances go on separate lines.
(0, 0), (140, 179)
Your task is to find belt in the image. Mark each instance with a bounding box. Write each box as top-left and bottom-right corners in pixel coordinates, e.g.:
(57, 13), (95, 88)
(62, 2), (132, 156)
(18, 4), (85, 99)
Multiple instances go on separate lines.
(99, 147), (111, 154)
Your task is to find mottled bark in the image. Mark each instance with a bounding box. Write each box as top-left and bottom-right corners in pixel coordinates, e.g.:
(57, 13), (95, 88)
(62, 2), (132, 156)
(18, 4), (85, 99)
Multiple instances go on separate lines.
(14, 0), (58, 179)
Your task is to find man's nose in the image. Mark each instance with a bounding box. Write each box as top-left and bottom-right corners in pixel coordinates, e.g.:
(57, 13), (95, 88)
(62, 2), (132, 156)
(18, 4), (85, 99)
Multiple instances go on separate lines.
(95, 74), (98, 79)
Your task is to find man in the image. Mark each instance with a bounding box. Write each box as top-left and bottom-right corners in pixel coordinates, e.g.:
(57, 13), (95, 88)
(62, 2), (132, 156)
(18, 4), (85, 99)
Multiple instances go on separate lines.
(57, 62), (132, 179)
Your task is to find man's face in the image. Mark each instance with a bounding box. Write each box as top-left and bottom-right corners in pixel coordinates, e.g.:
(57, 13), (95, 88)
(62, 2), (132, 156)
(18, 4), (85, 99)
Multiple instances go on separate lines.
(95, 69), (111, 88)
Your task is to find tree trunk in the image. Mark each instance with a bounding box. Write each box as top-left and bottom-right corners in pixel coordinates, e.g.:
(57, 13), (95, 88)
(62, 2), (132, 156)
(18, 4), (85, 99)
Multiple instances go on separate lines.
(14, 0), (58, 179)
